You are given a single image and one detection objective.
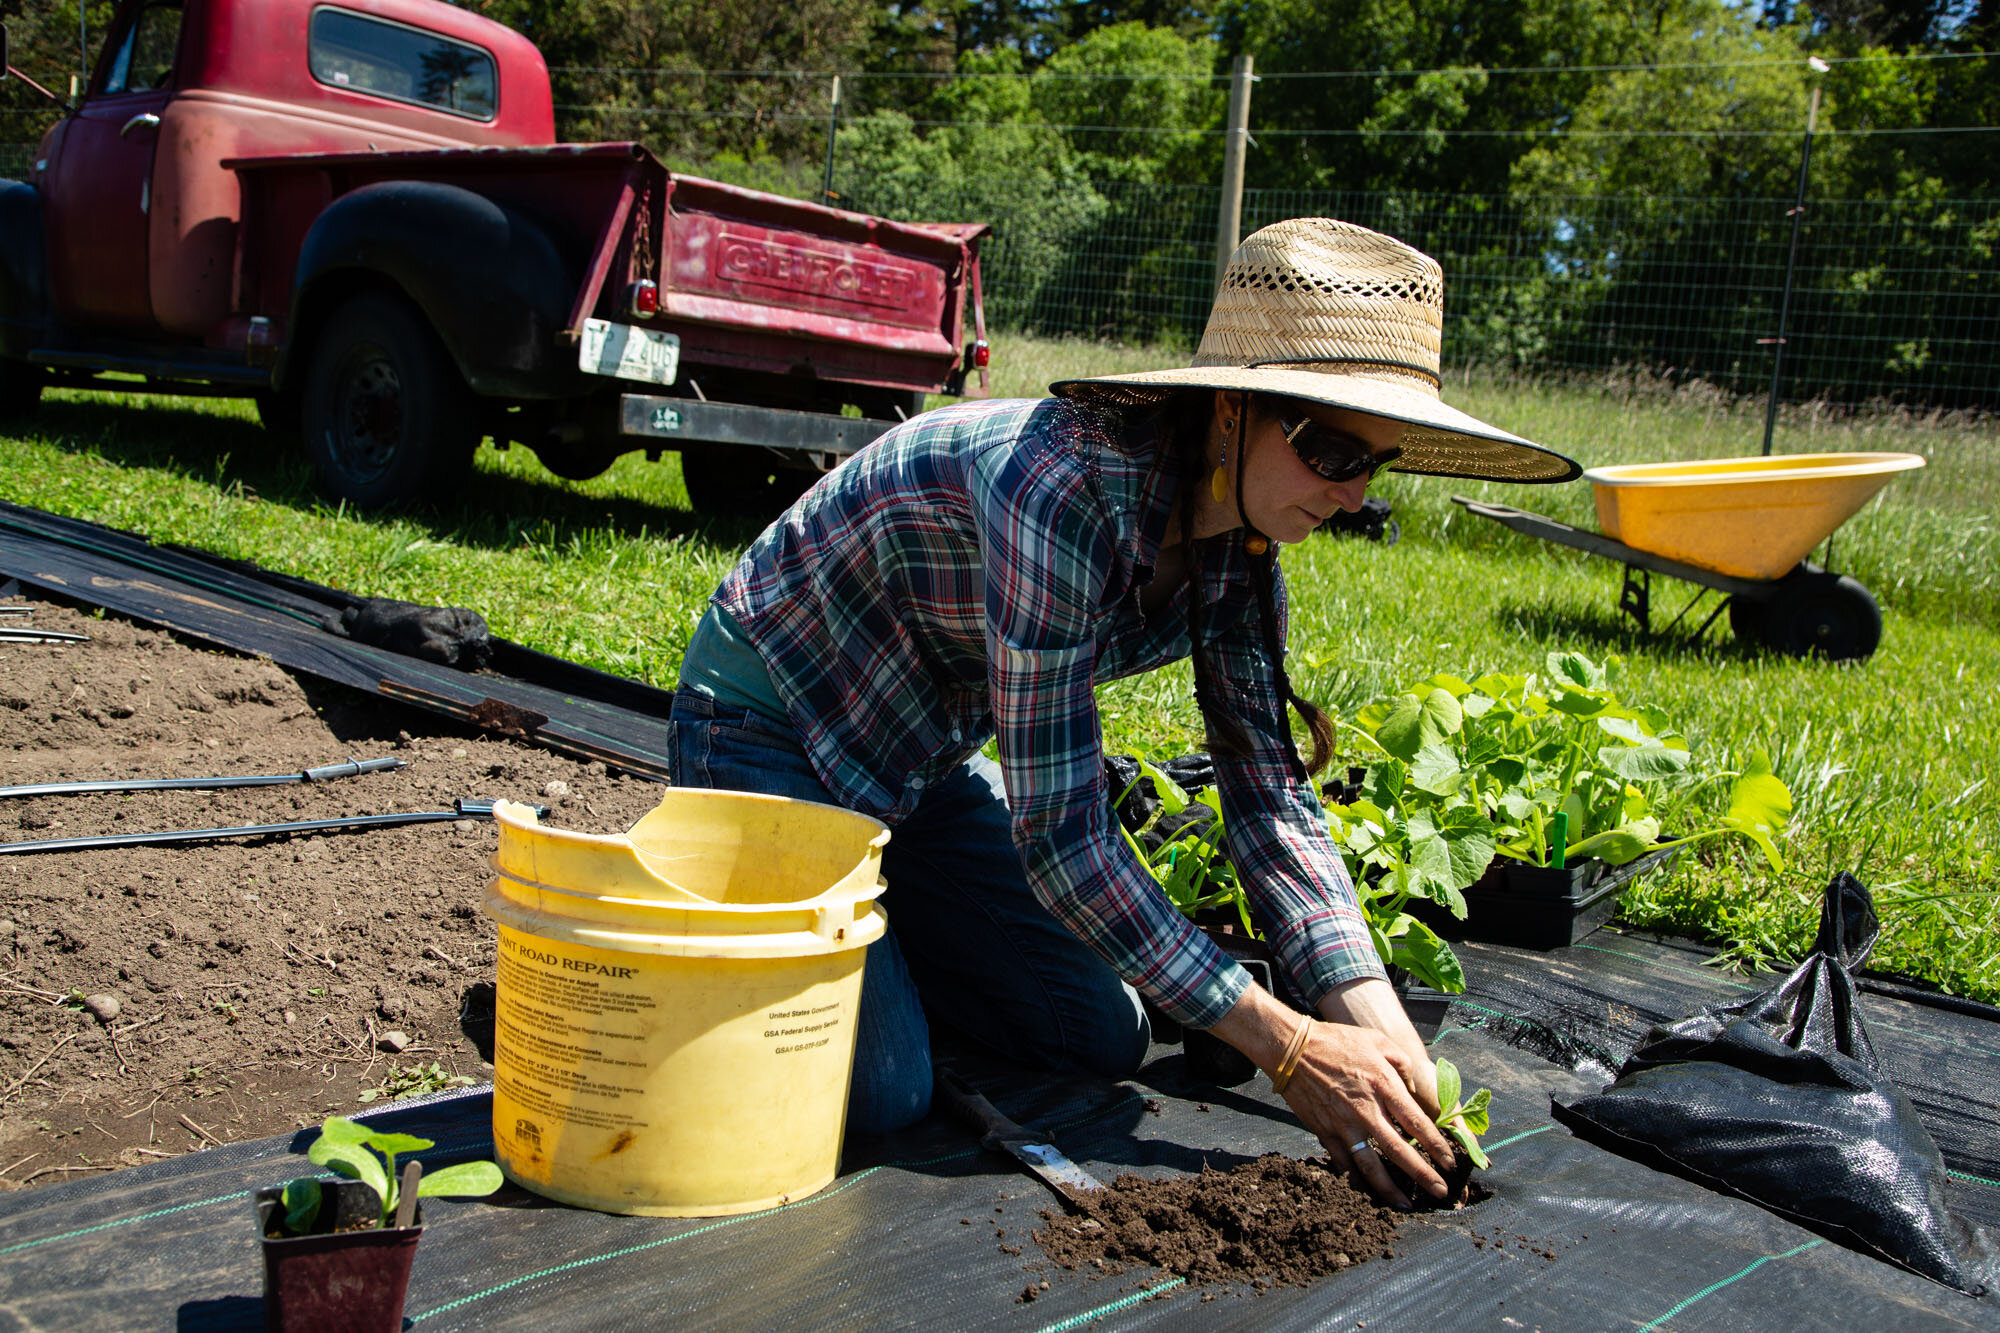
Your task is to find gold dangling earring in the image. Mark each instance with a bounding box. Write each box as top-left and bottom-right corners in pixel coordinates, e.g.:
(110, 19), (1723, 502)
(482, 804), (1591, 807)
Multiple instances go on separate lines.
(1211, 418), (1235, 503)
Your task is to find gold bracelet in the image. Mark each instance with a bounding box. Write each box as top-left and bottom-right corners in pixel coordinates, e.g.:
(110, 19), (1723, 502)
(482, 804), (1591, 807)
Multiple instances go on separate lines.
(1268, 1013), (1315, 1095)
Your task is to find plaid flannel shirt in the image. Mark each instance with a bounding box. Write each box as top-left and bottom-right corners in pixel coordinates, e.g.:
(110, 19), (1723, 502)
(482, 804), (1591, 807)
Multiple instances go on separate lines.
(713, 397), (1383, 1028)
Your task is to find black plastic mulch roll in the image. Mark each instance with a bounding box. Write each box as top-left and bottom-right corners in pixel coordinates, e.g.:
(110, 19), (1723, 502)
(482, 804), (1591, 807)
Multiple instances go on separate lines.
(1554, 874), (1999, 1294)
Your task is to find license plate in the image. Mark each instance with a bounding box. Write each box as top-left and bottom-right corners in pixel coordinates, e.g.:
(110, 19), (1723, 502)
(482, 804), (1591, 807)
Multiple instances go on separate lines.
(579, 318), (680, 386)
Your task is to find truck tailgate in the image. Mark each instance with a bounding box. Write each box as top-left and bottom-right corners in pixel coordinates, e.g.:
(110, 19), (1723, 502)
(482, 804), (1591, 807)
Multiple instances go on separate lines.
(659, 176), (985, 388)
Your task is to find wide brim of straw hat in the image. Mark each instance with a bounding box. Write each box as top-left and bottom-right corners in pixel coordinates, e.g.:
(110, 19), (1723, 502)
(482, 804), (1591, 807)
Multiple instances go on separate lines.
(1051, 365), (1582, 484)
(1050, 216), (1581, 485)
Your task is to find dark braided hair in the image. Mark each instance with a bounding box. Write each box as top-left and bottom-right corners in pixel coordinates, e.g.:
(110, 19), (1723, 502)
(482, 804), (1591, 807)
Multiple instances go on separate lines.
(1165, 391), (1335, 781)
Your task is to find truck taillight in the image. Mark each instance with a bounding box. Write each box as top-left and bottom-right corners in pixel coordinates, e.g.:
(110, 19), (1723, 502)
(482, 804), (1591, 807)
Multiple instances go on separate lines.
(971, 339), (990, 368)
(629, 280), (659, 319)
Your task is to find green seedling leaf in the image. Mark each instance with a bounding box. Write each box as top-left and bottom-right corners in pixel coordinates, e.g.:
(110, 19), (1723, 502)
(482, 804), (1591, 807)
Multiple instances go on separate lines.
(1375, 694), (1427, 761)
(1549, 685), (1611, 718)
(1548, 650), (1605, 689)
(1433, 1060), (1494, 1169)
(308, 1140), (390, 1211)
(1435, 1057), (1462, 1115)
(1377, 687), (1463, 760)
(1409, 744), (1463, 796)
(1599, 744), (1691, 781)
(314, 1116), (374, 1148)
(282, 1178), (323, 1235)
(1136, 759), (1189, 816)
(416, 1161), (504, 1199)
(1361, 760), (1405, 812)
(1596, 714), (1646, 745)
(1720, 750), (1793, 870)
(1391, 919), (1465, 992)
(1564, 828), (1654, 866)
(1446, 1123), (1492, 1171)
(363, 1132), (434, 1157)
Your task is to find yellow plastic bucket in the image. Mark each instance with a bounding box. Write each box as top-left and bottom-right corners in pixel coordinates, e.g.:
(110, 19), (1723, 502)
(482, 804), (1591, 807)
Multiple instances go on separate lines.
(1583, 452), (1925, 580)
(484, 791), (888, 1217)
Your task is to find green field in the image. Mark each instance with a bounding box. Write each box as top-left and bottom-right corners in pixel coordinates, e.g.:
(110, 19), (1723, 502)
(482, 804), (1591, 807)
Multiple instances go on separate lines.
(2, 335), (1995, 1001)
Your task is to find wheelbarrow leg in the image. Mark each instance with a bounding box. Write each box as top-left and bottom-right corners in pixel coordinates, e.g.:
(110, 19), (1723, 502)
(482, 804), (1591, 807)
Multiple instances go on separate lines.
(1619, 565), (1651, 634)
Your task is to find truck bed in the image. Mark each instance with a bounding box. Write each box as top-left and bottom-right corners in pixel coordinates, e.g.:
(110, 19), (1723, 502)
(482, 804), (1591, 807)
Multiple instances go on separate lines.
(226, 143), (984, 395)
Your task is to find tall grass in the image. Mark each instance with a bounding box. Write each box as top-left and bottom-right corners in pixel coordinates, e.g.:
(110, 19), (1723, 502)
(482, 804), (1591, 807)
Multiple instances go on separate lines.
(1, 333), (1994, 1000)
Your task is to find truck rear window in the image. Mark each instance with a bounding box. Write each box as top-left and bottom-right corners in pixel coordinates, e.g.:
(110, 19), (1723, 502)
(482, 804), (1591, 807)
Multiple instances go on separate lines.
(308, 8), (497, 121)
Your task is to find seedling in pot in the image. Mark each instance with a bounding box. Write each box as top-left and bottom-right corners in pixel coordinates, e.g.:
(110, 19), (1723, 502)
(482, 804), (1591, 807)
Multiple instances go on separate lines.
(1432, 1057), (1491, 1170)
(270, 1115), (501, 1236)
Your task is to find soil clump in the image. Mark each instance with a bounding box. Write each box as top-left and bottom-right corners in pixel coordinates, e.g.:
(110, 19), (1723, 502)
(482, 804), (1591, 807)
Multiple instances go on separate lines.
(0, 595), (667, 1191)
(1033, 1153), (1406, 1291)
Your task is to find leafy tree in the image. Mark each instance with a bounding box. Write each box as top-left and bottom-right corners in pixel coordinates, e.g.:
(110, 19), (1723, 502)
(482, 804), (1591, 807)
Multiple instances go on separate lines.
(1228, 0), (1670, 195)
(1031, 21), (1220, 182)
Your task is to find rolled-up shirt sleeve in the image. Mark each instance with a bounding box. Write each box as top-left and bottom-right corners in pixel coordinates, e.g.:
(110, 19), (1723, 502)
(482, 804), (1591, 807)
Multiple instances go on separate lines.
(1206, 560), (1386, 1009)
(971, 439), (1251, 1030)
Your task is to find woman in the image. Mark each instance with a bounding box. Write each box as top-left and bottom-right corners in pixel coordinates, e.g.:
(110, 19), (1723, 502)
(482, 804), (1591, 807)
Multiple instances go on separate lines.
(666, 218), (1579, 1206)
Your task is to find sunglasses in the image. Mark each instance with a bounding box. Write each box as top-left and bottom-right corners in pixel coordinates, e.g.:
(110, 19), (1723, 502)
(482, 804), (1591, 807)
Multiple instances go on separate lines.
(1267, 402), (1402, 483)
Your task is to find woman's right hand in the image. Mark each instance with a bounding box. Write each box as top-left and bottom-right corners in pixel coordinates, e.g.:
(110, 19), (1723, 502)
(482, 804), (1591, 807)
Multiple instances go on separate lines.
(1207, 982), (1456, 1208)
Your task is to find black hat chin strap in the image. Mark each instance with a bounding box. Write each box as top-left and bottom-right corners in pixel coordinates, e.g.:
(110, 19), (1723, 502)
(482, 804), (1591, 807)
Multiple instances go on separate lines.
(1235, 394), (1267, 548)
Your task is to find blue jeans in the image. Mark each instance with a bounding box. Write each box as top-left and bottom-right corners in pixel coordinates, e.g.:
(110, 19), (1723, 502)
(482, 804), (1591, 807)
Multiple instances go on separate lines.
(665, 692), (1149, 1136)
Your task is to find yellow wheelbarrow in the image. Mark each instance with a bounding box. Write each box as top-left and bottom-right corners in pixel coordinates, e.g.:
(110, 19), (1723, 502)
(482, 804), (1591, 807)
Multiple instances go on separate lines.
(1454, 451), (1926, 661)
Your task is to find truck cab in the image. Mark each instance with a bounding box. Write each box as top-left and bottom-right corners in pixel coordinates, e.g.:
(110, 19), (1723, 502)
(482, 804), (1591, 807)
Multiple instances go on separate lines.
(35, 0), (549, 345)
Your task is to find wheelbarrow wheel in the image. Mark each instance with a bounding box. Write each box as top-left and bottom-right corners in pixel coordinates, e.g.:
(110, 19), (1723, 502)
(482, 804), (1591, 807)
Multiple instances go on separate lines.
(1728, 593), (1776, 648)
(1769, 571), (1881, 661)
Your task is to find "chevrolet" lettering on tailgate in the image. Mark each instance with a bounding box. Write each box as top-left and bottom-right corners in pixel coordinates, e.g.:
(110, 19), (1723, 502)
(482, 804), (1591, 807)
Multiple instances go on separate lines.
(717, 234), (917, 307)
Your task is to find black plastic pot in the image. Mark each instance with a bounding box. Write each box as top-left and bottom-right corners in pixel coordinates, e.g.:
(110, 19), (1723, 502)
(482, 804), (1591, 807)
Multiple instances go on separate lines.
(1410, 842), (1683, 951)
(1389, 969), (1453, 1043)
(257, 1181), (421, 1333)
(1180, 928), (1278, 1087)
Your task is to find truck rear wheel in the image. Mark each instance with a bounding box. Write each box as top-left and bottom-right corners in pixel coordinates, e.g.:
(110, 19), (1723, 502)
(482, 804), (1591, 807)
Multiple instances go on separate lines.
(679, 447), (816, 518)
(302, 293), (477, 510)
(0, 358), (43, 421)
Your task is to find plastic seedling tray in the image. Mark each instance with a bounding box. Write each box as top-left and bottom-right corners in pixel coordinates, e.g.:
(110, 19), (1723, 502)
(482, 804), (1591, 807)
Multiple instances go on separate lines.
(1412, 844), (1682, 951)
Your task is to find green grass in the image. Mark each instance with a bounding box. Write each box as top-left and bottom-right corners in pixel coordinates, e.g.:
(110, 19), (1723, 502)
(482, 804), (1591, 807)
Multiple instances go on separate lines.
(1, 335), (1995, 1002)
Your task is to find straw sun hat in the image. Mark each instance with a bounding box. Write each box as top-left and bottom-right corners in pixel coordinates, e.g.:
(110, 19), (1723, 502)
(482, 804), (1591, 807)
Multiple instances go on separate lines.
(1051, 218), (1581, 484)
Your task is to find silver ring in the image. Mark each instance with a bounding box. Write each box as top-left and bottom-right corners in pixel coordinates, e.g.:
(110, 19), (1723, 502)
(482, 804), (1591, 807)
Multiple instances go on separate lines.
(1348, 1139), (1373, 1156)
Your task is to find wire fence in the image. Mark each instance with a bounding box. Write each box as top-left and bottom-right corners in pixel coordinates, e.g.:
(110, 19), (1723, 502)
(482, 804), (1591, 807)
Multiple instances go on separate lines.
(3, 128), (1996, 412)
(829, 175), (2000, 414)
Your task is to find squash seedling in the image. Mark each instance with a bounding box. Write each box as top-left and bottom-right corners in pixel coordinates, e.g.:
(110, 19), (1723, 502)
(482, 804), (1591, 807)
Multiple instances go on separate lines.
(1432, 1057), (1492, 1170)
(271, 1115), (502, 1236)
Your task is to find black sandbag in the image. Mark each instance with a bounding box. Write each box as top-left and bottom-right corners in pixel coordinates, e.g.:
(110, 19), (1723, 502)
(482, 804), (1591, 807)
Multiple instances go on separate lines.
(1553, 872), (1995, 1295)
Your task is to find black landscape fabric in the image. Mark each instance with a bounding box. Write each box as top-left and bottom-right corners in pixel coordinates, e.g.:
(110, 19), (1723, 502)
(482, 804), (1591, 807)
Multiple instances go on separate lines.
(0, 500), (679, 781)
(3, 931), (1996, 1331)
(1553, 874), (2000, 1294)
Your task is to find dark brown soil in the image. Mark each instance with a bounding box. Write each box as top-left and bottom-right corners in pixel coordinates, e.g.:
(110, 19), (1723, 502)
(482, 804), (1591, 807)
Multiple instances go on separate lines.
(0, 595), (668, 1192)
(1033, 1154), (1407, 1291)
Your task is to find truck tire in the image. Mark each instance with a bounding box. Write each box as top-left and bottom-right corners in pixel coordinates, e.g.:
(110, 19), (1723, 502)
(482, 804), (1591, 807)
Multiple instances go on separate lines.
(0, 358), (42, 421)
(679, 447), (816, 518)
(301, 293), (477, 510)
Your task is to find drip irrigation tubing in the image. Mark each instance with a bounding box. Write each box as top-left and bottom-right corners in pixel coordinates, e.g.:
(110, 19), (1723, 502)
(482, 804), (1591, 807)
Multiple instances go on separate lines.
(0, 756), (406, 800)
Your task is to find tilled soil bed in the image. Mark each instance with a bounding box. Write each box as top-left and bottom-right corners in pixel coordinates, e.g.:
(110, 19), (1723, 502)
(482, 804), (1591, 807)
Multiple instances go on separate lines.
(0, 595), (667, 1191)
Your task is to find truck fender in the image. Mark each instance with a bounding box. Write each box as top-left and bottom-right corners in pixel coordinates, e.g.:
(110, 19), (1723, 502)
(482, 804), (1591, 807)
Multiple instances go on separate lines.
(285, 181), (585, 400)
(0, 179), (49, 357)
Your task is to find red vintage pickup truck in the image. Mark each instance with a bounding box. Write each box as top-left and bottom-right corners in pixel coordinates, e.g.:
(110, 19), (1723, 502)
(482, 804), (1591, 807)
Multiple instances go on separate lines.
(0, 0), (988, 514)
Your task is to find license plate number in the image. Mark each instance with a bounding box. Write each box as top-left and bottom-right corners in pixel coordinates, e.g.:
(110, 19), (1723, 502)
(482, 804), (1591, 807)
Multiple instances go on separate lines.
(579, 318), (680, 386)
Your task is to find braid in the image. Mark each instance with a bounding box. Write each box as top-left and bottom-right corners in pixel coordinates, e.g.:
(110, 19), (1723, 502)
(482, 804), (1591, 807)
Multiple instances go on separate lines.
(1246, 544), (1335, 780)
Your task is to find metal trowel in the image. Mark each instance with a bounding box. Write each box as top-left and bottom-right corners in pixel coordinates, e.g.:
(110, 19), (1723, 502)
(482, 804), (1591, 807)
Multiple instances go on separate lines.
(933, 1066), (1106, 1211)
